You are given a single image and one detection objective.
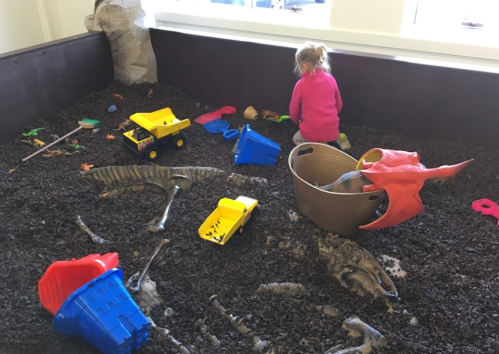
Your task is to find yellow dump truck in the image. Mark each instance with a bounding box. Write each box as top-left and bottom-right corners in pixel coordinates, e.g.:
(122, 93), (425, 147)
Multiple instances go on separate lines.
(122, 107), (191, 161)
(199, 196), (259, 245)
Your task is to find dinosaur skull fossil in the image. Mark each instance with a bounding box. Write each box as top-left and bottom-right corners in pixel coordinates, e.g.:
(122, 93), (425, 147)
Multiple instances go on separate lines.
(318, 234), (398, 301)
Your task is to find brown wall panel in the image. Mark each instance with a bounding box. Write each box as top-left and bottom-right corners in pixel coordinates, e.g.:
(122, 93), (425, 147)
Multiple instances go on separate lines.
(151, 29), (499, 149)
(0, 32), (113, 144)
(151, 29), (298, 110)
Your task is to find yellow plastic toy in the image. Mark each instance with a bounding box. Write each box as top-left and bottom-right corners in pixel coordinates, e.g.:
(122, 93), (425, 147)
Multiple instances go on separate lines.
(122, 107), (191, 161)
(199, 196), (259, 245)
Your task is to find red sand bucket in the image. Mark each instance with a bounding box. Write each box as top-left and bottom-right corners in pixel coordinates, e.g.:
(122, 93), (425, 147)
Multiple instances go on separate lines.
(38, 253), (119, 315)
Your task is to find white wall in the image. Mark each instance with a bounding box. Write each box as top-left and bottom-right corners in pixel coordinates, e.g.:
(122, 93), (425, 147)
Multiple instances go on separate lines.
(329, 0), (406, 34)
(0, 0), (94, 54)
(0, 0), (45, 53)
(40, 0), (94, 41)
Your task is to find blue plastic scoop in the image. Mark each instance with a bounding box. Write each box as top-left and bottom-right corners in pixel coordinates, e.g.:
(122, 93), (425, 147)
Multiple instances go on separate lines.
(203, 119), (240, 141)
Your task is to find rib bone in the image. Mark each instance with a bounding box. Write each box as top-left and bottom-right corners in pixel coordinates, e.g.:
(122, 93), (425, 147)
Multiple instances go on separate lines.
(126, 239), (169, 292)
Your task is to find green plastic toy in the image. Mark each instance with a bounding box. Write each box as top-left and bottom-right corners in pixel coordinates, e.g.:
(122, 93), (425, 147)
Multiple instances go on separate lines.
(263, 114), (290, 123)
(23, 128), (45, 137)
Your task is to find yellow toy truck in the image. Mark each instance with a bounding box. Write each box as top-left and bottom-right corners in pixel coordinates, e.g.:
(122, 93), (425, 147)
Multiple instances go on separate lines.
(199, 196), (259, 245)
(122, 107), (191, 161)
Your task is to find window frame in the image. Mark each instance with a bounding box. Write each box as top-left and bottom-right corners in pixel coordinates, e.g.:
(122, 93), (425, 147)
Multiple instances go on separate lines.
(152, 0), (332, 31)
(400, 0), (499, 47)
(149, 0), (499, 72)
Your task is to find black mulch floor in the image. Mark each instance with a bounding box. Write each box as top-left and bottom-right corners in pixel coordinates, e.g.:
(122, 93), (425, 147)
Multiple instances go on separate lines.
(0, 81), (498, 354)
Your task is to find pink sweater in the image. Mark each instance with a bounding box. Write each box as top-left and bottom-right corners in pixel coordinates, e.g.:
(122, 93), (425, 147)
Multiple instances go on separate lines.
(289, 68), (343, 142)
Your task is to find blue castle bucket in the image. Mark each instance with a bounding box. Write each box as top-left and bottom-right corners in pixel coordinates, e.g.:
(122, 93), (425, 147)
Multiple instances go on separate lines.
(53, 269), (149, 354)
(235, 125), (281, 166)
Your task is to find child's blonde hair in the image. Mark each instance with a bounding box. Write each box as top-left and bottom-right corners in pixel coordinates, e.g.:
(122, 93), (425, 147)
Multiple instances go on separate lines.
(295, 41), (330, 74)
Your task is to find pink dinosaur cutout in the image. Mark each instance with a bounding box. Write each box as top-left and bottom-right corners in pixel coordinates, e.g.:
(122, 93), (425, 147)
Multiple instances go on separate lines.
(359, 149), (473, 230)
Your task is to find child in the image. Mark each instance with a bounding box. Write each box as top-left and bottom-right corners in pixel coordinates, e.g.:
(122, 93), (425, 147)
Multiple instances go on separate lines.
(289, 41), (351, 150)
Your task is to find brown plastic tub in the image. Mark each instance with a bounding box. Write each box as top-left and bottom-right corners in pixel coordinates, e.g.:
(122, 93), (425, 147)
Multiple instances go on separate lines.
(288, 143), (385, 236)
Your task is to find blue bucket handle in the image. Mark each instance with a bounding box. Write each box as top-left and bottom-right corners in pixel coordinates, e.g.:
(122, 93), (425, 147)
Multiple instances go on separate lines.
(222, 129), (240, 141)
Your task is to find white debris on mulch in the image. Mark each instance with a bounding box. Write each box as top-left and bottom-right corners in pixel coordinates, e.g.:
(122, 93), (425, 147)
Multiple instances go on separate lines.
(288, 211), (299, 222)
(136, 275), (163, 316)
(380, 255), (407, 278)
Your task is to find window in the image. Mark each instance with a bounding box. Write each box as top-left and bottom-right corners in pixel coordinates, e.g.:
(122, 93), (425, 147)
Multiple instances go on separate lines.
(171, 0), (328, 12)
(134, 129), (150, 142)
(400, 0), (499, 48)
(146, 0), (331, 25)
(414, 0), (498, 31)
(150, 0), (498, 68)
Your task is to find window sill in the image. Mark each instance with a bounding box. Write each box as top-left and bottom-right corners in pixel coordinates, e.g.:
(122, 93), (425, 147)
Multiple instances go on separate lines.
(154, 2), (331, 32)
(154, 4), (499, 74)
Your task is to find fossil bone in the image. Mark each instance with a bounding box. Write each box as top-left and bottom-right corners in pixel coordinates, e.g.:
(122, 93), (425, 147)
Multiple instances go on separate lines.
(326, 316), (387, 354)
(84, 166), (209, 231)
(100, 181), (165, 197)
(318, 234), (398, 301)
(256, 282), (306, 296)
(209, 295), (267, 351)
(209, 295), (251, 335)
(83, 165), (223, 191)
(126, 239), (169, 292)
(147, 317), (191, 354)
(164, 307), (174, 319)
(227, 173), (268, 186)
(75, 215), (112, 244)
(43, 149), (80, 157)
(148, 176), (193, 232)
(148, 185), (179, 232)
(194, 318), (220, 347)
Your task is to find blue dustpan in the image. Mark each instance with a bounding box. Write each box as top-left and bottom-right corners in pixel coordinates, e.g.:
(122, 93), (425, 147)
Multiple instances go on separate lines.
(203, 119), (240, 141)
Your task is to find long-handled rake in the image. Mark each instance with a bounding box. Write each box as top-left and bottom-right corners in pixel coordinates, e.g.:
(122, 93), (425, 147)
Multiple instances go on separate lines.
(22, 119), (100, 162)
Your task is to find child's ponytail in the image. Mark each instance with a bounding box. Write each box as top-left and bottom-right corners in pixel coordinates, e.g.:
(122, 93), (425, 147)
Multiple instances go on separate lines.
(316, 44), (330, 73)
(295, 41), (331, 74)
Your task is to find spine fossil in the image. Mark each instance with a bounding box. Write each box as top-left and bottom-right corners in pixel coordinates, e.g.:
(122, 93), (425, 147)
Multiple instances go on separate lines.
(83, 165), (223, 189)
(256, 282), (307, 296)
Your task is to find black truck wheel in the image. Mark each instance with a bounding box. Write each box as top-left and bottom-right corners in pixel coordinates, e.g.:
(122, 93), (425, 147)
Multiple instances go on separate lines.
(172, 133), (187, 150)
(145, 146), (160, 161)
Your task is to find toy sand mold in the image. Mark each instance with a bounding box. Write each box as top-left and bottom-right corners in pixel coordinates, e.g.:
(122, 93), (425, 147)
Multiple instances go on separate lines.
(288, 143), (385, 236)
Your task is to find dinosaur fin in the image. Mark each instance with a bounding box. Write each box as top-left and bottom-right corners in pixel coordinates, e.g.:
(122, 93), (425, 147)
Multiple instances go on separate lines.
(360, 181), (425, 230)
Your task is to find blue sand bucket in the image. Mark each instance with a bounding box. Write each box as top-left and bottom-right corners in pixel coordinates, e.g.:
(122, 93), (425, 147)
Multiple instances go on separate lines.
(235, 125), (281, 166)
(54, 269), (149, 354)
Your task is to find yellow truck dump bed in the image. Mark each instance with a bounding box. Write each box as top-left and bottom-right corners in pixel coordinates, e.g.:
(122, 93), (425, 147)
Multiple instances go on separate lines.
(129, 107), (191, 139)
(199, 196), (258, 245)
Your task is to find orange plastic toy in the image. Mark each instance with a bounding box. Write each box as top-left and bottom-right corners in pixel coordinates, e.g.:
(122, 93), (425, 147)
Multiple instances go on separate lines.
(357, 149), (473, 230)
(38, 253), (119, 315)
(80, 163), (94, 171)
